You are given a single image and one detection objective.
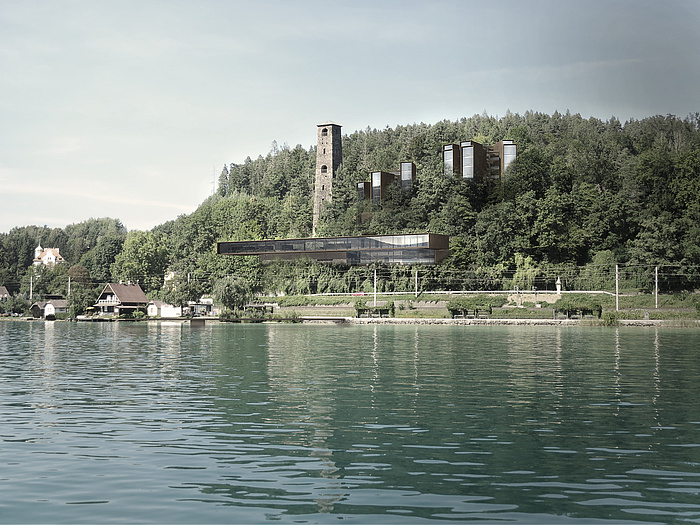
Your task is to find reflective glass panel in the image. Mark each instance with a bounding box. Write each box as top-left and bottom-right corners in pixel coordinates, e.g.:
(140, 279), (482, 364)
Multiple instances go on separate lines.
(462, 146), (474, 179)
(444, 150), (453, 177)
(503, 144), (516, 172)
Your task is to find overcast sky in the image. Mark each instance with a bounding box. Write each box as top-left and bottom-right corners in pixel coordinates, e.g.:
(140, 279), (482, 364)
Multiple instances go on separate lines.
(1, 0), (698, 233)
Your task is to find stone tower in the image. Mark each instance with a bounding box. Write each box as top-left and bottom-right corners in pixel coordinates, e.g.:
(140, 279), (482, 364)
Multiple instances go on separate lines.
(312, 121), (342, 236)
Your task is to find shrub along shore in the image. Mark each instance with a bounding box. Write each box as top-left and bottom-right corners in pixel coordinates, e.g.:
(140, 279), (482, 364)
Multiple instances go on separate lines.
(269, 292), (700, 326)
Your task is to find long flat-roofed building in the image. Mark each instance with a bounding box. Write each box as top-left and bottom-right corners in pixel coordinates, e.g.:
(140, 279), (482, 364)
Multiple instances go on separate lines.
(217, 233), (449, 265)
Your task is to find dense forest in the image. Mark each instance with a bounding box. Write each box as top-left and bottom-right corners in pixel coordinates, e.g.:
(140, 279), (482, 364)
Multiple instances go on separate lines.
(2, 111), (699, 315)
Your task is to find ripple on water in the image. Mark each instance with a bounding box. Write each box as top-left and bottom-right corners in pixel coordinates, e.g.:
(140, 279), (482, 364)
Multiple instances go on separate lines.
(1, 322), (699, 523)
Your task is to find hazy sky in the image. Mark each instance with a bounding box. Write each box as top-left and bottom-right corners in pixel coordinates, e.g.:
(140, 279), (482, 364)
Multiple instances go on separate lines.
(1, 0), (698, 233)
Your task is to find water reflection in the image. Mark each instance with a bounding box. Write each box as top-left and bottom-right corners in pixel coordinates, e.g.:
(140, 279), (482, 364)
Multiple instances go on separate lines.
(1, 322), (699, 523)
(146, 321), (183, 382)
(652, 328), (660, 428)
(266, 325), (343, 513)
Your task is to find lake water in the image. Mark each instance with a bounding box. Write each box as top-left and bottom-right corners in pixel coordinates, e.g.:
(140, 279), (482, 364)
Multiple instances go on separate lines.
(1, 321), (699, 524)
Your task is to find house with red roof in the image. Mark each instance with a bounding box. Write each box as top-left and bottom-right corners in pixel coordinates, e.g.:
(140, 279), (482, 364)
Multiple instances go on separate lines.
(33, 245), (66, 266)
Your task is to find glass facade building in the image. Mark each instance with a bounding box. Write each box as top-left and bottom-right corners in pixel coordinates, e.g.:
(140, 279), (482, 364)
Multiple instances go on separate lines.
(461, 142), (474, 179)
(444, 140), (516, 181)
(400, 161), (416, 191)
(488, 139), (517, 179)
(502, 140), (517, 173)
(371, 172), (382, 204)
(357, 181), (371, 201)
(356, 162), (415, 204)
(442, 144), (459, 178)
(460, 140), (488, 180)
(217, 233), (450, 266)
(370, 171), (396, 204)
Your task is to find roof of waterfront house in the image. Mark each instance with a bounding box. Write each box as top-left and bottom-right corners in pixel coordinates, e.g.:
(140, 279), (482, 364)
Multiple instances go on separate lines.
(31, 299), (69, 309)
(148, 300), (168, 307)
(99, 283), (148, 304)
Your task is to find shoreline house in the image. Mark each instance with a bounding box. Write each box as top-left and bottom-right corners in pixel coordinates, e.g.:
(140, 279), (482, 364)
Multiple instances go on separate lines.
(31, 295), (69, 319)
(94, 283), (148, 317)
(147, 300), (183, 318)
(0, 285), (9, 302)
(146, 297), (221, 318)
(188, 296), (221, 317)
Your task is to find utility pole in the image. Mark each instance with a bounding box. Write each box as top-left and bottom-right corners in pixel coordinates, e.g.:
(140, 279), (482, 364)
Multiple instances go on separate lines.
(373, 269), (377, 307)
(655, 266), (659, 309)
(68, 276), (71, 297)
(414, 268), (418, 298)
(615, 264), (620, 312)
(30, 274), (33, 300)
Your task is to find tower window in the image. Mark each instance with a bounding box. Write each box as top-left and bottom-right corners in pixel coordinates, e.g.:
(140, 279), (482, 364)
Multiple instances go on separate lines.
(321, 165), (328, 174)
(321, 128), (328, 137)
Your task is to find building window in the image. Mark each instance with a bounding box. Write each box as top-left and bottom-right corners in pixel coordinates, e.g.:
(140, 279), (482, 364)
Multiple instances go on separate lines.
(462, 145), (474, 179)
(322, 128), (328, 137)
(371, 172), (382, 204)
(357, 182), (367, 201)
(400, 162), (414, 191)
(321, 165), (328, 174)
(503, 144), (516, 173)
(443, 145), (454, 178)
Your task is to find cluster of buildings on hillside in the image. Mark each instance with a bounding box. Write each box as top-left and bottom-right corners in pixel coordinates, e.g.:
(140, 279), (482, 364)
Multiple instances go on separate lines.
(314, 123), (518, 217)
(219, 122), (517, 267)
(354, 140), (517, 205)
(442, 139), (517, 180)
(356, 161), (417, 204)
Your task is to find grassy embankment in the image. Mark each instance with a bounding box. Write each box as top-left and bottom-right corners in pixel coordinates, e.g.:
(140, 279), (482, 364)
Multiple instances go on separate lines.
(268, 292), (700, 322)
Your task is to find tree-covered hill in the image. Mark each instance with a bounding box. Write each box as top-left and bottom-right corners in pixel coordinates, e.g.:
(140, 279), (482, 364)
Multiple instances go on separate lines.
(2, 111), (699, 313)
(218, 111), (700, 268)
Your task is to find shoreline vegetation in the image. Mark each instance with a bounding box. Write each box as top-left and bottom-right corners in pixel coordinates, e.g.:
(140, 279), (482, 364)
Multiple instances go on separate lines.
(4, 317), (698, 328)
(5, 292), (698, 327)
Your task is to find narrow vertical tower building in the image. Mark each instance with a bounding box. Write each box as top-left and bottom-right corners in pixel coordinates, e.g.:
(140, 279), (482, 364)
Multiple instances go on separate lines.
(313, 121), (342, 236)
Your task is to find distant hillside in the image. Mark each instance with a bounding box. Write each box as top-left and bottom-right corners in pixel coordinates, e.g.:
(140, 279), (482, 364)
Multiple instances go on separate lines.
(2, 111), (699, 309)
(215, 111), (700, 265)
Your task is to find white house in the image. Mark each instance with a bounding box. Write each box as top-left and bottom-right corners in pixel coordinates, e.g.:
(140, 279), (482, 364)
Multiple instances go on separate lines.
(33, 245), (66, 266)
(31, 298), (69, 319)
(147, 300), (183, 318)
